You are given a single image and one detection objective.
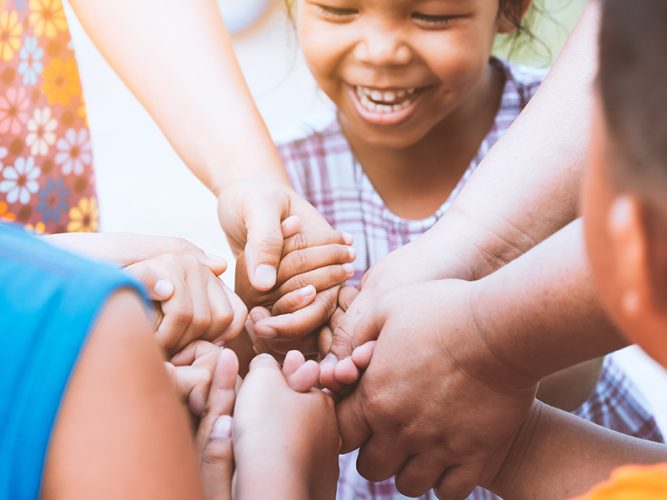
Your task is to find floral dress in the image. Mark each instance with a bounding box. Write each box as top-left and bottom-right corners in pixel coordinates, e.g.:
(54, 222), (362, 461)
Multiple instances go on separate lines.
(0, 0), (98, 234)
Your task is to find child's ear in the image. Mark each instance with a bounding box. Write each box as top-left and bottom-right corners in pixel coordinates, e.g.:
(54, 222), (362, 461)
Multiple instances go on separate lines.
(607, 195), (652, 319)
(497, 0), (532, 34)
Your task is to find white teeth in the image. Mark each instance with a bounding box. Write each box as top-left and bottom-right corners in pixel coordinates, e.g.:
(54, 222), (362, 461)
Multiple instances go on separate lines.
(355, 85), (418, 105)
(357, 87), (415, 114)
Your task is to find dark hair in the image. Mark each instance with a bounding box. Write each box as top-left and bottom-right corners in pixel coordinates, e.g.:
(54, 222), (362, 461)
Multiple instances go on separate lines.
(284, 0), (539, 41)
(599, 0), (667, 203)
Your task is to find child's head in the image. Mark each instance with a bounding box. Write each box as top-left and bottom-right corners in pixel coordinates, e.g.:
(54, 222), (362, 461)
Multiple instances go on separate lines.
(584, 0), (667, 366)
(289, 0), (531, 149)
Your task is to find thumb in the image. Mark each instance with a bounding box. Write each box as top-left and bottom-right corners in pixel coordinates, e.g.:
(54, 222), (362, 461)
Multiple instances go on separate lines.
(125, 263), (174, 301)
(330, 291), (384, 359)
(243, 197), (290, 292)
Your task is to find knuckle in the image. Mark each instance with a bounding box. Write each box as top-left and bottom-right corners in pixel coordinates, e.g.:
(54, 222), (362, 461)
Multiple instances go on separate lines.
(295, 249), (310, 272)
(289, 233), (308, 253)
(190, 311), (212, 334)
(170, 305), (194, 327)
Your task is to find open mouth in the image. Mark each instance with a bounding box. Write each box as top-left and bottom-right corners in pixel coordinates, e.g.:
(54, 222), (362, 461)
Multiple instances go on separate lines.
(349, 84), (426, 125)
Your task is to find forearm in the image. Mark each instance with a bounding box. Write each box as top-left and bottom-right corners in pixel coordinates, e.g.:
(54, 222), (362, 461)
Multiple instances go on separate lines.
(421, 1), (601, 280)
(43, 233), (203, 267)
(69, 0), (288, 195)
(489, 401), (667, 499)
(470, 219), (626, 385)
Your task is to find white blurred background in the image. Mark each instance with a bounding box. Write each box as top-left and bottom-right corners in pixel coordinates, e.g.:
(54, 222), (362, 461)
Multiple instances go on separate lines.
(63, 0), (667, 432)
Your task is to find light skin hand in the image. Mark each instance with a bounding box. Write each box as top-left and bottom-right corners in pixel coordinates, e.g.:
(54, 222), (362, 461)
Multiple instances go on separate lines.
(124, 254), (247, 354)
(235, 217), (355, 318)
(233, 353), (339, 500)
(335, 280), (537, 499)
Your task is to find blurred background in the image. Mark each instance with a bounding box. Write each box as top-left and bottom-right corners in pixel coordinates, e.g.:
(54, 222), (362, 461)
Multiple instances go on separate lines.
(63, 0), (667, 431)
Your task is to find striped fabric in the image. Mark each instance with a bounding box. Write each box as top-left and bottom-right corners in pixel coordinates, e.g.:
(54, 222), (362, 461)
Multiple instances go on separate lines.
(278, 58), (663, 500)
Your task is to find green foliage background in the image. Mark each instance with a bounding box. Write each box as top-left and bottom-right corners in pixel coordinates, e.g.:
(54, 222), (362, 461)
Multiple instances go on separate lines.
(494, 0), (587, 67)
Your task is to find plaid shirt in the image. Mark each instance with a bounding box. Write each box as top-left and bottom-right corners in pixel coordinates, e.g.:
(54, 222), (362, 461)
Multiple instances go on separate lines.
(278, 58), (663, 500)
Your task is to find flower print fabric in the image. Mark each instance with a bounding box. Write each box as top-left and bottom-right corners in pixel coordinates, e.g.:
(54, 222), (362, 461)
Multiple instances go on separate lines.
(0, 0), (98, 233)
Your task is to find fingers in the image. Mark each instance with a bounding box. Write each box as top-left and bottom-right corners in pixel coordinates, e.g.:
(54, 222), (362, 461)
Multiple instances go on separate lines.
(252, 287), (338, 340)
(356, 433), (407, 482)
(163, 362), (211, 405)
(271, 285), (317, 315)
(351, 341), (376, 370)
(280, 215), (302, 239)
(395, 452), (451, 498)
(334, 357), (360, 385)
(272, 265), (354, 312)
(243, 196), (290, 292)
(282, 230), (353, 257)
(170, 340), (221, 416)
(213, 284), (248, 346)
(201, 415), (234, 500)
(286, 360), (320, 392)
(276, 244), (355, 285)
(196, 253), (228, 277)
(124, 263), (175, 302)
(282, 350), (305, 378)
(330, 290), (383, 359)
(197, 348), (239, 500)
(435, 464), (479, 500)
(336, 387), (373, 453)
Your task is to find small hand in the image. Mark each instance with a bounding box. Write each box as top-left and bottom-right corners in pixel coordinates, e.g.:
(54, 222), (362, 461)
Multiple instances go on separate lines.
(233, 353), (339, 499)
(125, 253), (247, 353)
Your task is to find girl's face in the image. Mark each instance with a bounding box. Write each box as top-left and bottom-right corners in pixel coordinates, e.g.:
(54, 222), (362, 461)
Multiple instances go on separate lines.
(296, 0), (507, 148)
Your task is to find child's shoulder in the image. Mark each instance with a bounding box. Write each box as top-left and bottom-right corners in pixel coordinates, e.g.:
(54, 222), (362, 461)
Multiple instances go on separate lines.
(493, 57), (550, 109)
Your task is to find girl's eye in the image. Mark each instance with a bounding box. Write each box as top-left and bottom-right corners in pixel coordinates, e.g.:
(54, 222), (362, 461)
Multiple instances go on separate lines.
(316, 4), (358, 18)
(411, 12), (458, 27)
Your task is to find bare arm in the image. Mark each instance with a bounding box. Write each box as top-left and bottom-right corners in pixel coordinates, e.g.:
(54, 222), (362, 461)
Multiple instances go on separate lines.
(422, 0), (601, 279)
(68, 0), (286, 194)
(489, 402), (667, 500)
(470, 219), (625, 385)
(41, 290), (203, 500)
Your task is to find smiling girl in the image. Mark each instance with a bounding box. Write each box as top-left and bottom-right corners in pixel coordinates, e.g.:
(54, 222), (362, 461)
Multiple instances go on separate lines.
(273, 0), (662, 498)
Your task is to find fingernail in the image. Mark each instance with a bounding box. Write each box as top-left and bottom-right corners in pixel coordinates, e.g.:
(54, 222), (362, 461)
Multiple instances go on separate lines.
(342, 263), (355, 275)
(298, 284), (316, 297)
(347, 247), (356, 260)
(254, 324), (277, 339)
(211, 415), (233, 440)
(342, 232), (353, 245)
(254, 265), (277, 289)
(322, 353), (338, 365)
(153, 279), (174, 298)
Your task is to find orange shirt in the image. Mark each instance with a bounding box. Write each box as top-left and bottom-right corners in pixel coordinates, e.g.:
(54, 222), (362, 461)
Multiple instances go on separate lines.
(575, 463), (667, 499)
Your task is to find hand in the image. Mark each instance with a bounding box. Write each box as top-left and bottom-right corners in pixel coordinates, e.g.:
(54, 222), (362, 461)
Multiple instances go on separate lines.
(125, 253), (247, 353)
(236, 228), (355, 317)
(335, 279), (537, 499)
(326, 224), (486, 359)
(217, 178), (336, 291)
(233, 353), (339, 499)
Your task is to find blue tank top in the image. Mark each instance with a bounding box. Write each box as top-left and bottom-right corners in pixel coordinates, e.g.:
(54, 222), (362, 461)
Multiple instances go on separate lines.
(0, 223), (147, 500)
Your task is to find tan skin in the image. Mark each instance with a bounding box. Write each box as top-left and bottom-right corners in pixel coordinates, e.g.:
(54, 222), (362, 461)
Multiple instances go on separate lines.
(42, 291), (204, 500)
(483, 88), (667, 500)
(297, 0), (518, 219)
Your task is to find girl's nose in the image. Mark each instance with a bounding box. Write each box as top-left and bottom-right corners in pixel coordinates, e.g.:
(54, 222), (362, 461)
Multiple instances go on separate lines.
(353, 31), (413, 67)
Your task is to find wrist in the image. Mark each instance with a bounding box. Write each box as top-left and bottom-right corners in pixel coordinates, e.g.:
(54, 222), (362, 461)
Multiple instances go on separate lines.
(210, 166), (291, 199)
(452, 279), (541, 391)
(484, 399), (545, 496)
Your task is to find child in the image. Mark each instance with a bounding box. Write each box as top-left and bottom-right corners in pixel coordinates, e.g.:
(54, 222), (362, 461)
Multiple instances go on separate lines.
(249, 0), (663, 498)
(334, 0), (667, 496)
